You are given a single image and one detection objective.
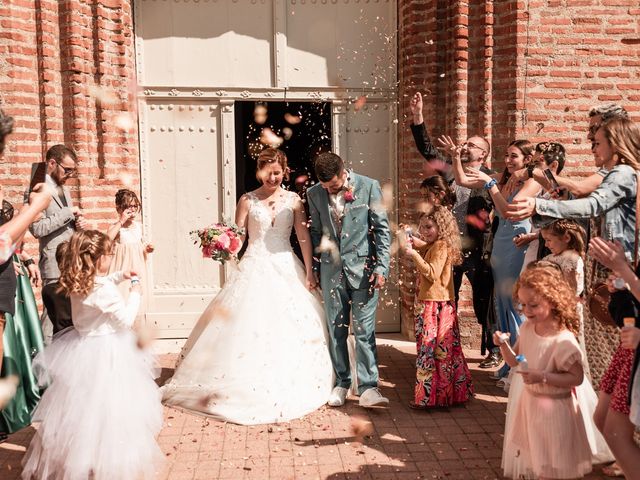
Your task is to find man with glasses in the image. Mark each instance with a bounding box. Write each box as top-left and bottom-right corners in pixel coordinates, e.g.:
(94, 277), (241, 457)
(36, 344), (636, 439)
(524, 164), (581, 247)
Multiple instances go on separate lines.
(409, 92), (500, 368)
(29, 144), (87, 342)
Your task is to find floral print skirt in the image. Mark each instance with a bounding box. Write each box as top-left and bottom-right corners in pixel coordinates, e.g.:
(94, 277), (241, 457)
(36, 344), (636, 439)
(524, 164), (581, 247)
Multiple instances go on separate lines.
(599, 343), (634, 414)
(413, 300), (474, 407)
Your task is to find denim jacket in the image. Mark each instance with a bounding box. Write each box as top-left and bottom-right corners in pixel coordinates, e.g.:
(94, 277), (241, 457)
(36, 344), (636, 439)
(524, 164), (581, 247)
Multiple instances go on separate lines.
(535, 164), (639, 261)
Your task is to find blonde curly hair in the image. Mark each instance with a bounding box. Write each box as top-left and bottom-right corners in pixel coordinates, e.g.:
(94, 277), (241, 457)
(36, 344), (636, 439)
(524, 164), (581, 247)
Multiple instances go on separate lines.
(59, 230), (112, 297)
(419, 205), (462, 266)
(513, 264), (581, 337)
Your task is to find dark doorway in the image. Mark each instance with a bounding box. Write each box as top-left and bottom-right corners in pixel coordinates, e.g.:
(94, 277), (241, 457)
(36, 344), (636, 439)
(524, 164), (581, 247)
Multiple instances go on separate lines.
(234, 101), (332, 201)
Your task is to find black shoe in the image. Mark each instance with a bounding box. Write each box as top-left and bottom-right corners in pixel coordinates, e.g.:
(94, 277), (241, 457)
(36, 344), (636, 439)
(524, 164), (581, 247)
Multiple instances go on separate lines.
(479, 351), (502, 369)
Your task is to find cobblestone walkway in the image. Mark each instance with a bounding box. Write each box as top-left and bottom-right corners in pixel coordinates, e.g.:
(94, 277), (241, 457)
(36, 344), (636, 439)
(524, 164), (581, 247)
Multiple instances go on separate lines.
(1, 335), (610, 479)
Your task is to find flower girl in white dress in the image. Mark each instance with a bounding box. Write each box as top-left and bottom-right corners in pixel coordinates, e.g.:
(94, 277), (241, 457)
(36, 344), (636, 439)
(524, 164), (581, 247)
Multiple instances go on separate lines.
(162, 148), (334, 425)
(21, 230), (163, 480)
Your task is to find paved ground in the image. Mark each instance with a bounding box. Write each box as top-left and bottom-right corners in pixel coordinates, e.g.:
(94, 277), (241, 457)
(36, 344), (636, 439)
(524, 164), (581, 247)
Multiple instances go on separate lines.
(2, 334), (610, 479)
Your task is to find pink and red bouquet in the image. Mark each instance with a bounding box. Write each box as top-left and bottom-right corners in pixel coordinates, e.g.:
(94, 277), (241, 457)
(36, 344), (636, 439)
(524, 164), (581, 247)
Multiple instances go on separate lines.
(190, 221), (244, 264)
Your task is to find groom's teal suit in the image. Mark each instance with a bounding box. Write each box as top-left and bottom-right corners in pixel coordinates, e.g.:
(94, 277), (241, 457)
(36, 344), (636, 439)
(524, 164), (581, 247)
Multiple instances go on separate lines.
(307, 172), (391, 395)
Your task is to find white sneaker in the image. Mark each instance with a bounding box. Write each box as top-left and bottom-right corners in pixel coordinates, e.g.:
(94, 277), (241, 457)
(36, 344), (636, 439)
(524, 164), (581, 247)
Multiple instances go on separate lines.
(359, 388), (389, 408)
(327, 386), (349, 407)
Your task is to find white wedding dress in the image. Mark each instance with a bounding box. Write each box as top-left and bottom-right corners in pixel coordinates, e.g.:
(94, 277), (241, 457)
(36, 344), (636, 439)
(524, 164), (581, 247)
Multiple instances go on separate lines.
(162, 190), (334, 425)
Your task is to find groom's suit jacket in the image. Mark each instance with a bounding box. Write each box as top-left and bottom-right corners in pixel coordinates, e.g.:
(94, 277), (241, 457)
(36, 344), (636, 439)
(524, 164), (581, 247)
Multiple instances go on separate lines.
(307, 172), (391, 291)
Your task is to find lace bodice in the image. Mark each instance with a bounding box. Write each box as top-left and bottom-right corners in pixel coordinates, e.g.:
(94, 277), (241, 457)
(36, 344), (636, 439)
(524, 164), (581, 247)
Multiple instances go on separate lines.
(244, 190), (297, 256)
(544, 251), (585, 296)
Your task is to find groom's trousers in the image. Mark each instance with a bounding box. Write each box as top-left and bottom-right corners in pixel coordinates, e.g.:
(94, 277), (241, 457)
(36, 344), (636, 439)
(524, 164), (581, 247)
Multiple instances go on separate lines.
(321, 274), (379, 396)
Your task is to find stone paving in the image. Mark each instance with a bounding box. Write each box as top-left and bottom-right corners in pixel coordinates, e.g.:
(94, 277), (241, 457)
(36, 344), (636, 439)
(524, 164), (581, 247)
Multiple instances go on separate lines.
(1, 334), (610, 479)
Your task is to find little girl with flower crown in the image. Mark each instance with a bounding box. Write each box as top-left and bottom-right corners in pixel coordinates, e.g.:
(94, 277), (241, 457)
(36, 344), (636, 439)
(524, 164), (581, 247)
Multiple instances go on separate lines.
(402, 206), (473, 408)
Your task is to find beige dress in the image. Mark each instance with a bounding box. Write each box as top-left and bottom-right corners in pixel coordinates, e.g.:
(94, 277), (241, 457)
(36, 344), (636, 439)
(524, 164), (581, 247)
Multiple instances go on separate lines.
(108, 221), (150, 326)
(504, 321), (592, 479)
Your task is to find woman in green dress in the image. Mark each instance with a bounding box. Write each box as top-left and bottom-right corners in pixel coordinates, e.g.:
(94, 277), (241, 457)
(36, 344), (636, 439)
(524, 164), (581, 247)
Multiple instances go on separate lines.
(0, 198), (44, 442)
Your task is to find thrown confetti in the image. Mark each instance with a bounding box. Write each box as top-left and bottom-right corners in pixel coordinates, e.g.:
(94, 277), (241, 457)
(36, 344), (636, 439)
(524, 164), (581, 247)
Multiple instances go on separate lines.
(354, 95), (367, 112)
(253, 104), (268, 125)
(114, 113), (135, 132)
(259, 128), (283, 147)
(284, 113), (302, 125)
(0, 375), (18, 409)
(350, 415), (374, 443)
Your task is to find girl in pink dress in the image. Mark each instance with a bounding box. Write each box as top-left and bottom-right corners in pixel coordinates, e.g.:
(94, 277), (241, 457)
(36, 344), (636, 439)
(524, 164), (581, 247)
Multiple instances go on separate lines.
(496, 264), (592, 479)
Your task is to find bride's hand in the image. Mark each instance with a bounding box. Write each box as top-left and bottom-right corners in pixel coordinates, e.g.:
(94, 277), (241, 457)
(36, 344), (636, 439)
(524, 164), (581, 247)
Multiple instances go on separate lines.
(305, 271), (318, 291)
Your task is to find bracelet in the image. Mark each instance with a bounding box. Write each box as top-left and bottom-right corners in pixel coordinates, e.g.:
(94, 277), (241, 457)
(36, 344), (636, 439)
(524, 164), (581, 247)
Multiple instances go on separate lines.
(23, 258), (35, 267)
(483, 178), (498, 190)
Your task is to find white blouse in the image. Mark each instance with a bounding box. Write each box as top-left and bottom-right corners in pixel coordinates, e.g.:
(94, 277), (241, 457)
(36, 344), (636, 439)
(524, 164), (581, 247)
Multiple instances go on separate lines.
(70, 272), (140, 336)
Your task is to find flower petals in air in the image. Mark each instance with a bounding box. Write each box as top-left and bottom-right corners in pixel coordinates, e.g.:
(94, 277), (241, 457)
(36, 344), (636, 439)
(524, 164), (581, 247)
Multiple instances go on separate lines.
(354, 96), (367, 111)
(260, 128), (283, 147)
(284, 113), (302, 125)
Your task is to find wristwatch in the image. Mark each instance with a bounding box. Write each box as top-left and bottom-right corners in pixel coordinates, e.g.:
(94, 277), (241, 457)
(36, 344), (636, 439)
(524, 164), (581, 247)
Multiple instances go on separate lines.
(526, 164), (535, 179)
(23, 258), (35, 267)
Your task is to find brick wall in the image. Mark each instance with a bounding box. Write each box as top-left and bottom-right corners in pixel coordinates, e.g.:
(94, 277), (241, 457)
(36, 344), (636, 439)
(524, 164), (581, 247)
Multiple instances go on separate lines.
(0, 0), (139, 236)
(1, 1), (639, 347)
(398, 0), (640, 347)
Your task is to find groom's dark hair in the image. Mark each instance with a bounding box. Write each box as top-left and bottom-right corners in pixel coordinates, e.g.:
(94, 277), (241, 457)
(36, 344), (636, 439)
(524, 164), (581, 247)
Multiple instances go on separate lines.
(314, 152), (344, 182)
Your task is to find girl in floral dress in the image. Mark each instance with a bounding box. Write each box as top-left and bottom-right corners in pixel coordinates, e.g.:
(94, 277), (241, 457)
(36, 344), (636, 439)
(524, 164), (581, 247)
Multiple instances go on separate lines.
(402, 206), (473, 408)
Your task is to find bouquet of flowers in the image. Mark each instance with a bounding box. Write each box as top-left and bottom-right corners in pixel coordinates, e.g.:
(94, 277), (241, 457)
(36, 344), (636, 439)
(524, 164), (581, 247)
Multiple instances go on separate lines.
(190, 221), (244, 264)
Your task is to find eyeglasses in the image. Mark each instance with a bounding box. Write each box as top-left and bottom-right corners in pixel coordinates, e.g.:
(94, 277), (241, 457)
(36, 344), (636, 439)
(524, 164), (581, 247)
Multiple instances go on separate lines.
(55, 159), (77, 177)
(465, 141), (486, 153)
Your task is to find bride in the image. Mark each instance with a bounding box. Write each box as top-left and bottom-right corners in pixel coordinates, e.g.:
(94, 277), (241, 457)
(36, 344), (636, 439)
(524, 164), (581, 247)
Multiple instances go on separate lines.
(162, 147), (334, 425)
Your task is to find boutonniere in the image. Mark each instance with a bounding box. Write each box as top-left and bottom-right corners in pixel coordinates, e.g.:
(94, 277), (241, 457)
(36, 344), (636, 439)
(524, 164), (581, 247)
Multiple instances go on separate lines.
(343, 185), (356, 203)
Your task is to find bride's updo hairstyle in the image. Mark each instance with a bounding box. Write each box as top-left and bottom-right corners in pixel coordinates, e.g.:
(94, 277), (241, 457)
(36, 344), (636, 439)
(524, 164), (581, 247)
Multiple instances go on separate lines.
(59, 230), (113, 297)
(256, 147), (289, 183)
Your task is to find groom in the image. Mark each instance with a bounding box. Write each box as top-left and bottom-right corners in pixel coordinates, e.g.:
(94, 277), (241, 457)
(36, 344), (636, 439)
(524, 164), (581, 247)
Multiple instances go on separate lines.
(307, 152), (391, 408)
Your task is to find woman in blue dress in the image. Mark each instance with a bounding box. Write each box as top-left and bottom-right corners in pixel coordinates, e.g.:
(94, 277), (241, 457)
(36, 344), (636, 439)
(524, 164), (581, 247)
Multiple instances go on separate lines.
(443, 138), (540, 382)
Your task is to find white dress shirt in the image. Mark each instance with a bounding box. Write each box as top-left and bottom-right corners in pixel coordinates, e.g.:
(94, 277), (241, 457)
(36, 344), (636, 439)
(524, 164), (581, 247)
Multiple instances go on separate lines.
(328, 177), (350, 219)
(71, 271), (141, 336)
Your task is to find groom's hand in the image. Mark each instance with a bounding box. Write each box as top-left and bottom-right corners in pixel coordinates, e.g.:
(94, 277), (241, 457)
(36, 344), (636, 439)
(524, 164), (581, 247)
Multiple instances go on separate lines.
(369, 273), (386, 289)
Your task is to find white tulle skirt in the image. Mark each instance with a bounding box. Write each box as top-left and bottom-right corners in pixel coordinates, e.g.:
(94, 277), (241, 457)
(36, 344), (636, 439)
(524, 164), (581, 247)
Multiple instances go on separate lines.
(21, 329), (164, 480)
(502, 371), (613, 479)
(162, 250), (334, 425)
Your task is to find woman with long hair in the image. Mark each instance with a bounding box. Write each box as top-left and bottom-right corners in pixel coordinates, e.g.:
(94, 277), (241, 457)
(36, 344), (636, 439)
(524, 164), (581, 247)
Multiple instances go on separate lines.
(443, 137), (542, 383)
